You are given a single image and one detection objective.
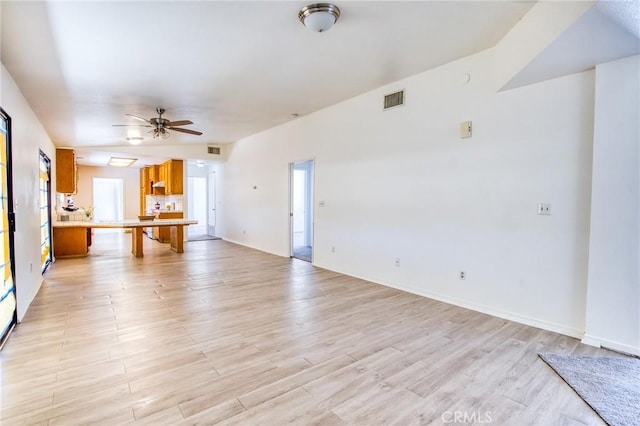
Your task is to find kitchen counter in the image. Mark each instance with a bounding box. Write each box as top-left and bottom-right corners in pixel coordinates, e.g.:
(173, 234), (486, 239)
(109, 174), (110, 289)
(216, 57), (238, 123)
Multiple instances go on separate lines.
(53, 219), (195, 228)
(53, 219), (198, 258)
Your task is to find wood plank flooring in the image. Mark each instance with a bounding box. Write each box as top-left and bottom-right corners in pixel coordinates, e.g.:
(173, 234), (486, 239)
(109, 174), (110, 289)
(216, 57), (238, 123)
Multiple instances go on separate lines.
(0, 231), (616, 425)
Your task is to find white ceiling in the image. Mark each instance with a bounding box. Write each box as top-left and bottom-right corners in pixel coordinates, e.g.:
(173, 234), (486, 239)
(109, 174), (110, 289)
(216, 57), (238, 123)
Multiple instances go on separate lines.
(1, 1), (536, 155)
(2, 1), (637, 168)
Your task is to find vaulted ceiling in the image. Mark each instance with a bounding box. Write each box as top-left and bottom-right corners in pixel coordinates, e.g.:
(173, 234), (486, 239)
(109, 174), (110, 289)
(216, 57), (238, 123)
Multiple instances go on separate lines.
(1, 1), (638, 167)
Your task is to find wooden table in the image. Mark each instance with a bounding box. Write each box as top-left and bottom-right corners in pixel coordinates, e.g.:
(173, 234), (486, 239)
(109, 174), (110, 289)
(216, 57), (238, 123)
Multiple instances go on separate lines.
(53, 219), (198, 258)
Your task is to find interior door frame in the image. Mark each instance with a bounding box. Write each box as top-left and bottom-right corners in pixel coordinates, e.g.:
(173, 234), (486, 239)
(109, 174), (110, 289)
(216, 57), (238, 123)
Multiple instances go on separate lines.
(0, 107), (17, 350)
(39, 150), (53, 273)
(208, 171), (216, 236)
(288, 158), (315, 261)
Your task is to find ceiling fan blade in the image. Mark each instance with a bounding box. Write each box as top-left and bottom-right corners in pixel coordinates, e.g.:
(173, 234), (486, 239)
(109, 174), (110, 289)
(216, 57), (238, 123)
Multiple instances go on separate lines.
(168, 127), (203, 136)
(167, 120), (193, 127)
(112, 124), (152, 127)
(125, 113), (151, 123)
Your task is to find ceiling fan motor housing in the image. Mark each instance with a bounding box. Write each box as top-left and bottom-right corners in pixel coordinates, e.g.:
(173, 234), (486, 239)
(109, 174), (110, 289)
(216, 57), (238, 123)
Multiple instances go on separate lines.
(150, 117), (170, 127)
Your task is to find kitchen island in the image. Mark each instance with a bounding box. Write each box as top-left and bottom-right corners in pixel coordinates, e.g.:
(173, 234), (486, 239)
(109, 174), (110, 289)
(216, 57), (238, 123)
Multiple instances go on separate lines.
(53, 219), (198, 258)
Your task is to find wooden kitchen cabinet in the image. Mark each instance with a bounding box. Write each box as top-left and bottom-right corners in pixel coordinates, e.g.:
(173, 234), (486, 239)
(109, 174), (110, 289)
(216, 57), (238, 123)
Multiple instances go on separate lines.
(140, 167), (149, 215)
(153, 212), (183, 242)
(147, 165), (164, 195)
(148, 165), (158, 182)
(53, 227), (90, 258)
(163, 159), (183, 195)
(140, 167), (149, 190)
(159, 162), (167, 182)
(56, 149), (77, 194)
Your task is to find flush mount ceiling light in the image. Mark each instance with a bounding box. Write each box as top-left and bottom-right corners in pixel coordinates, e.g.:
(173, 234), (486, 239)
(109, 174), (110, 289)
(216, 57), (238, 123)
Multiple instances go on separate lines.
(298, 3), (340, 32)
(108, 157), (137, 167)
(126, 136), (143, 145)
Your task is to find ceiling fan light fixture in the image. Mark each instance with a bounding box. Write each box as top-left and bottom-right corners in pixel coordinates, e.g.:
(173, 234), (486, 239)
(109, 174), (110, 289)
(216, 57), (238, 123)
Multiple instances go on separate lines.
(152, 128), (170, 140)
(298, 3), (340, 32)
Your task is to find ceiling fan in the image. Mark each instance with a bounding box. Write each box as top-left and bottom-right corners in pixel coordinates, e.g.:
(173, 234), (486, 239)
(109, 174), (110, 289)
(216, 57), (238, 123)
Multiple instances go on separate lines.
(113, 107), (203, 139)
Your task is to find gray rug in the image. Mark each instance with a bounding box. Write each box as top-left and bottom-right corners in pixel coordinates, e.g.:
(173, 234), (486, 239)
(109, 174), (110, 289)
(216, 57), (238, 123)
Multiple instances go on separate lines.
(188, 235), (221, 242)
(539, 353), (640, 426)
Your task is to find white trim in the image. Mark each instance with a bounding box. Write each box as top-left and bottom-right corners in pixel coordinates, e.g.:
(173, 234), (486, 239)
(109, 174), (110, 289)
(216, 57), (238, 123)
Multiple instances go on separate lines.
(221, 238), (284, 258)
(221, 239), (599, 342)
(582, 334), (640, 357)
(580, 335), (601, 348)
(314, 261), (585, 339)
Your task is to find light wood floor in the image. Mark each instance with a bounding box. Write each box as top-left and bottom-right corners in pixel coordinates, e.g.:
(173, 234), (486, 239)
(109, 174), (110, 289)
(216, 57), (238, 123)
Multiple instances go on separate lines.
(1, 232), (615, 425)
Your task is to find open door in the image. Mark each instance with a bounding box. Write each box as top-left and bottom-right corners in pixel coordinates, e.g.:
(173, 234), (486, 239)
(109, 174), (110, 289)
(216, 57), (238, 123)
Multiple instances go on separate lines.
(0, 108), (17, 350)
(208, 171), (216, 237)
(290, 160), (314, 262)
(39, 151), (52, 272)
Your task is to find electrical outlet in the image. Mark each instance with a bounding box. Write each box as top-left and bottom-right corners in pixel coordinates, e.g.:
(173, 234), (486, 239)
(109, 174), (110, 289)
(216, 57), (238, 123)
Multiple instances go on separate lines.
(394, 258), (400, 267)
(460, 271), (466, 280)
(460, 121), (472, 138)
(537, 203), (551, 215)
(331, 246), (335, 253)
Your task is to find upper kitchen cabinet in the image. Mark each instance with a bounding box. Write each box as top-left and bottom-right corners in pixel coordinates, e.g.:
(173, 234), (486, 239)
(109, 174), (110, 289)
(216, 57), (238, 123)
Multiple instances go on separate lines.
(56, 149), (76, 194)
(145, 165), (164, 195)
(163, 159), (183, 195)
(148, 165), (160, 184)
(140, 167), (149, 215)
(140, 166), (149, 191)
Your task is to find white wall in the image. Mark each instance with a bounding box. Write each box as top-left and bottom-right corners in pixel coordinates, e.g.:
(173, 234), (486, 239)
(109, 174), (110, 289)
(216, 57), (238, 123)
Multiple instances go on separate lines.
(1, 65), (57, 320)
(223, 48), (596, 337)
(584, 55), (640, 355)
(73, 165), (140, 220)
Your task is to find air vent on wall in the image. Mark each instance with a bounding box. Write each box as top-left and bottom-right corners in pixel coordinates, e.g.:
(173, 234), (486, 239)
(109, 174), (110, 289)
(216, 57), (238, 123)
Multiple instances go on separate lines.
(384, 90), (405, 110)
(207, 145), (221, 155)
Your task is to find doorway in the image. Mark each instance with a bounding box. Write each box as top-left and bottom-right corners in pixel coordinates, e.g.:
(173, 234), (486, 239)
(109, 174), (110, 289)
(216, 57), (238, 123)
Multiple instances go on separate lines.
(187, 176), (208, 238)
(208, 171), (217, 237)
(92, 178), (124, 233)
(186, 163), (218, 241)
(0, 108), (16, 349)
(290, 160), (314, 262)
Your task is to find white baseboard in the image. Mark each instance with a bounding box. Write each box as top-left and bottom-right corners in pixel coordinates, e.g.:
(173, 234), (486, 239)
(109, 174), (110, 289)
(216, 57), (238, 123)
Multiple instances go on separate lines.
(580, 335), (601, 347)
(582, 334), (640, 357)
(314, 262), (585, 340)
(221, 238), (287, 258)
(221, 242), (610, 344)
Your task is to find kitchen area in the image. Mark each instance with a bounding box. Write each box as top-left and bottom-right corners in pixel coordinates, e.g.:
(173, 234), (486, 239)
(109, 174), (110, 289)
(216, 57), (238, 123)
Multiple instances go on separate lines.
(52, 149), (192, 258)
(139, 159), (185, 243)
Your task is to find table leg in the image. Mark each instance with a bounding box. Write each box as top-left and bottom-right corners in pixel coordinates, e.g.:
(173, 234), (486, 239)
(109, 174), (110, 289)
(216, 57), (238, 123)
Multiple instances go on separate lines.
(132, 227), (144, 257)
(170, 225), (184, 253)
